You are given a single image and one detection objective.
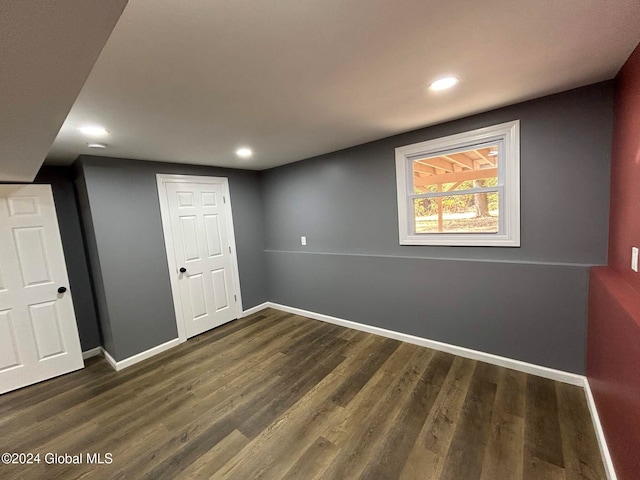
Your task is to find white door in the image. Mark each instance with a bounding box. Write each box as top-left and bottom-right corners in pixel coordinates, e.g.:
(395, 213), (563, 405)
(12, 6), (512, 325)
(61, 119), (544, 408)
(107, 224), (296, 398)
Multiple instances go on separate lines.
(158, 176), (241, 339)
(0, 185), (83, 394)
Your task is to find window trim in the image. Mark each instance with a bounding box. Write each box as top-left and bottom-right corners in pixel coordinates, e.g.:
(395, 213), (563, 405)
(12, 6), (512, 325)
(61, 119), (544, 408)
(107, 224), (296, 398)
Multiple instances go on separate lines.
(395, 120), (520, 247)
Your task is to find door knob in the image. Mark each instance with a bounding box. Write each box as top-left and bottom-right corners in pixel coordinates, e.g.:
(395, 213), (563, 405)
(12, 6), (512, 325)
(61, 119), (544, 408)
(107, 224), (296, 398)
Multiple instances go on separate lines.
(57, 286), (67, 294)
(179, 267), (187, 273)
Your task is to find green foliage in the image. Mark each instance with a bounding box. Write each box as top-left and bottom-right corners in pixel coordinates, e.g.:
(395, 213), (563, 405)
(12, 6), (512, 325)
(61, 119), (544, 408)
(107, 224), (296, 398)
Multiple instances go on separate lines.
(487, 192), (498, 212)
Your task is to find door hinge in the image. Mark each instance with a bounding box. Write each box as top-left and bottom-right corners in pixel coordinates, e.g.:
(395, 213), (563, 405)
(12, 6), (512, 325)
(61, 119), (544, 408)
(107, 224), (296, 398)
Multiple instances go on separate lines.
(234, 294), (237, 302)
(223, 196), (226, 204)
(228, 246), (231, 253)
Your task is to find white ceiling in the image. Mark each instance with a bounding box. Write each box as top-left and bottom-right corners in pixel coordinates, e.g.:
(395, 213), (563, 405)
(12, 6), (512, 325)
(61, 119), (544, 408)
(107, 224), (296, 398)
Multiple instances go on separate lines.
(46, 0), (640, 170)
(0, 0), (127, 182)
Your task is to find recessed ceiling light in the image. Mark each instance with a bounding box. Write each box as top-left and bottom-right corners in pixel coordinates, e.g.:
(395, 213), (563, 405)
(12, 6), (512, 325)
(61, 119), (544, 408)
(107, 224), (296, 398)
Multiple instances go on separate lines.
(236, 147), (253, 158)
(429, 77), (459, 91)
(87, 143), (107, 149)
(79, 125), (109, 136)
(488, 150), (498, 157)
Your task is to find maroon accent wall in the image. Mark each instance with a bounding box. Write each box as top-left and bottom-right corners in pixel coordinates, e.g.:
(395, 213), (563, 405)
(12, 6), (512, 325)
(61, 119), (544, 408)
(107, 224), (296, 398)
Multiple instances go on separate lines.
(587, 42), (640, 480)
(588, 268), (640, 479)
(608, 44), (640, 288)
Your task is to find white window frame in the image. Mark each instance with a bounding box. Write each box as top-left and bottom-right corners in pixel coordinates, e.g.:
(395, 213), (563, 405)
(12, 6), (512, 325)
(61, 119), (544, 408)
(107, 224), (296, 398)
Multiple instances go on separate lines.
(395, 120), (520, 247)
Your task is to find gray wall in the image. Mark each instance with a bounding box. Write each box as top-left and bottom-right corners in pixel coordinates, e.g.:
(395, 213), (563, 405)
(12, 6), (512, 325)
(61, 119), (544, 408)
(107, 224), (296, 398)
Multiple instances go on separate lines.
(52, 81), (612, 372)
(74, 167), (114, 354)
(260, 82), (615, 374)
(75, 156), (268, 361)
(34, 166), (101, 351)
(267, 252), (589, 373)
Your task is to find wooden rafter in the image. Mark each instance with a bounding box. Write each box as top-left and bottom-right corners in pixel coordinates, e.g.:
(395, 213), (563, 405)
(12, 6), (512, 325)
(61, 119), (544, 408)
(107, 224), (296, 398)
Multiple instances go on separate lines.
(413, 163), (436, 175)
(474, 148), (496, 167)
(442, 154), (473, 170)
(413, 167), (497, 187)
(412, 148), (498, 183)
(416, 158), (454, 173)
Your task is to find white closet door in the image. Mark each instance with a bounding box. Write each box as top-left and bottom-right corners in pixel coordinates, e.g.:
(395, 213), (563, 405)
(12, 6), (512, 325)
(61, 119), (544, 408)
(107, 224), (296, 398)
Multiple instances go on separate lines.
(164, 181), (238, 338)
(0, 185), (83, 395)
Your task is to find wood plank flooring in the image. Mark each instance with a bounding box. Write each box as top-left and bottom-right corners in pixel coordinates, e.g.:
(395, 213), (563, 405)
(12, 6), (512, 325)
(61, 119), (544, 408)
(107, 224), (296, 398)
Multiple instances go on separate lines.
(0, 308), (606, 479)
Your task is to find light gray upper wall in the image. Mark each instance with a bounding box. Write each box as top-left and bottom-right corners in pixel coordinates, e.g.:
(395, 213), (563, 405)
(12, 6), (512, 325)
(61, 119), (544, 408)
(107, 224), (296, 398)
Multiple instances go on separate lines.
(261, 82), (614, 265)
(75, 156), (268, 361)
(34, 166), (101, 351)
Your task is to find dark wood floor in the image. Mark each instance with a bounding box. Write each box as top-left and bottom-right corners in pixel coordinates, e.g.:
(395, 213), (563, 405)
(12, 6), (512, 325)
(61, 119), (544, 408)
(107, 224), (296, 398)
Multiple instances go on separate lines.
(0, 308), (606, 479)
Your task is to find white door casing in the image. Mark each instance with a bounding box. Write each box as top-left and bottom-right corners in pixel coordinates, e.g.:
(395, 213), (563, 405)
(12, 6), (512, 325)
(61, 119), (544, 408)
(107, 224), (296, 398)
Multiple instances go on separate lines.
(157, 175), (242, 340)
(0, 185), (83, 395)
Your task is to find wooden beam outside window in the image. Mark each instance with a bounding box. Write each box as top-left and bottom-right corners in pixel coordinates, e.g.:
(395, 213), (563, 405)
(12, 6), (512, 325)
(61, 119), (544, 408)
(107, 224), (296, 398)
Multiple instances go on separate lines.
(413, 168), (497, 187)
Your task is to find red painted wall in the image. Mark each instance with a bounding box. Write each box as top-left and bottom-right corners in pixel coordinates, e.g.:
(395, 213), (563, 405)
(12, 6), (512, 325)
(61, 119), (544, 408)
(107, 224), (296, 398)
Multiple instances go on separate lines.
(587, 42), (640, 480)
(608, 44), (640, 289)
(588, 268), (640, 479)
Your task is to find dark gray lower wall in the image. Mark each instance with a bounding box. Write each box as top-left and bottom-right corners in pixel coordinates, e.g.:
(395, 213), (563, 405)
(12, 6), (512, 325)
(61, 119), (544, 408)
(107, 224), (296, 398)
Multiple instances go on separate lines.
(75, 156), (268, 361)
(34, 166), (101, 351)
(267, 251), (589, 373)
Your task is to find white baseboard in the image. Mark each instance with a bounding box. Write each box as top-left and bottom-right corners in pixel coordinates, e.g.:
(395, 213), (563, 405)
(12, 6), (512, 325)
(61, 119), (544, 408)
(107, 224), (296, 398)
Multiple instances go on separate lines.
(101, 338), (182, 372)
(82, 347), (102, 360)
(101, 347), (117, 370)
(242, 302), (270, 317)
(267, 302), (585, 386)
(583, 378), (618, 480)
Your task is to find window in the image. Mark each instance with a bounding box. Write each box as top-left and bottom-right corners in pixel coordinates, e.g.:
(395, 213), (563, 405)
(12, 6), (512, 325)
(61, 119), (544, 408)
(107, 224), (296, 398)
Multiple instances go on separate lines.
(395, 121), (520, 246)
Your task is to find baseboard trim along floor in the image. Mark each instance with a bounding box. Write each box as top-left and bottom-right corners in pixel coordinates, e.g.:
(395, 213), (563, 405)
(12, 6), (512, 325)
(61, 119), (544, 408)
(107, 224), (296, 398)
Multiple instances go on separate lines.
(100, 338), (182, 372)
(81, 347), (102, 360)
(241, 301), (270, 317)
(583, 378), (619, 480)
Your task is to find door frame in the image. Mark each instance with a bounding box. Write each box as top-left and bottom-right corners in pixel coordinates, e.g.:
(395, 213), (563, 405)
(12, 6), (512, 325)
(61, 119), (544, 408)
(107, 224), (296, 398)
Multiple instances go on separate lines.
(156, 174), (243, 342)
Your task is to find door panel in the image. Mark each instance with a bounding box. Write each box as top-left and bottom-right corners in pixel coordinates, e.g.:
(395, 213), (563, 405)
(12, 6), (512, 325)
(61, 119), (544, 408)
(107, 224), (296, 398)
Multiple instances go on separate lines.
(0, 265), (6, 292)
(0, 310), (20, 371)
(186, 273), (208, 320)
(201, 192), (217, 207)
(164, 180), (238, 338)
(29, 301), (65, 360)
(211, 269), (229, 311)
(180, 216), (201, 261)
(177, 192), (195, 208)
(0, 185), (83, 394)
(13, 226), (53, 287)
(8, 195), (40, 216)
(204, 215), (222, 257)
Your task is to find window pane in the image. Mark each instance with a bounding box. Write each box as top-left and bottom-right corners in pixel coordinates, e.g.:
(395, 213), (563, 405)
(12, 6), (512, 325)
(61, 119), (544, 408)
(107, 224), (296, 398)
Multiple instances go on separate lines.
(413, 145), (499, 194)
(413, 192), (499, 233)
